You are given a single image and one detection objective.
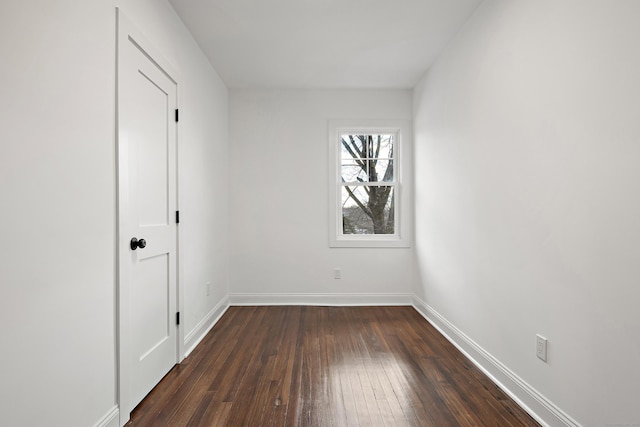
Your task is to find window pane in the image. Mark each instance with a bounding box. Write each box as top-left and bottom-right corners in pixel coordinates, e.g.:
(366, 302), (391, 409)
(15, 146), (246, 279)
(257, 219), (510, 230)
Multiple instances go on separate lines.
(341, 134), (394, 160)
(341, 160), (367, 182)
(341, 135), (364, 159)
(376, 134), (394, 159)
(372, 159), (393, 182)
(342, 185), (395, 235)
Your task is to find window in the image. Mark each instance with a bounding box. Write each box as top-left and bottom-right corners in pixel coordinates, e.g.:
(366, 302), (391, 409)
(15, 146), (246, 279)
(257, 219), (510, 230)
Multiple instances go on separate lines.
(329, 120), (412, 247)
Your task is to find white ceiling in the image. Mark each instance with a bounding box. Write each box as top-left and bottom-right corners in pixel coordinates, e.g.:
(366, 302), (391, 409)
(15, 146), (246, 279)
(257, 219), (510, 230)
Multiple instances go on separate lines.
(169, 0), (482, 89)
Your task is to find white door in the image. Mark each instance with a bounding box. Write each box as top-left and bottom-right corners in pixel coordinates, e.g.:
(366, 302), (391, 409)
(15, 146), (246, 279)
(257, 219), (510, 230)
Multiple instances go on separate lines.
(117, 10), (179, 420)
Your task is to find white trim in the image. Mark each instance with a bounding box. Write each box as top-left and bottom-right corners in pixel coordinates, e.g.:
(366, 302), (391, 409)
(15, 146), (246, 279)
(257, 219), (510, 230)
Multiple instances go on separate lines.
(93, 406), (119, 427)
(328, 119), (413, 248)
(183, 296), (230, 358)
(411, 296), (581, 427)
(229, 293), (412, 306)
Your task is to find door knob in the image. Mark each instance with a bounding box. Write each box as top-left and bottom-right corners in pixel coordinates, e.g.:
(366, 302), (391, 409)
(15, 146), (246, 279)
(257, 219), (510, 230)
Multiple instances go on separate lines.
(130, 237), (147, 250)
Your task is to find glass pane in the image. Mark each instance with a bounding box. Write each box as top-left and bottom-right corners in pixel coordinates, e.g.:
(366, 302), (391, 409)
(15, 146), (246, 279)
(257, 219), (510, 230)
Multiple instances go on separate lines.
(341, 186), (395, 235)
(341, 134), (394, 160)
(341, 134), (365, 159)
(372, 159), (393, 182)
(376, 134), (394, 159)
(341, 160), (367, 182)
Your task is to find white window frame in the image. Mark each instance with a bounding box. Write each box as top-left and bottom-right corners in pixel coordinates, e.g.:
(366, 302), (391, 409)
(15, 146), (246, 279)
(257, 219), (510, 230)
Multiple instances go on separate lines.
(329, 119), (412, 248)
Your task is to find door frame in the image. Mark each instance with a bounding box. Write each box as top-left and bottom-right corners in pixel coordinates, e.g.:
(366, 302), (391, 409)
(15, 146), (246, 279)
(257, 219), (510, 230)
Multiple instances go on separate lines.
(116, 8), (184, 425)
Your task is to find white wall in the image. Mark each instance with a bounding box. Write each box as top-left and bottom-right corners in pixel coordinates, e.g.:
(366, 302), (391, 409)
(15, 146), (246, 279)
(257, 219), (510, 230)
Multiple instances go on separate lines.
(413, 1), (640, 425)
(229, 90), (415, 303)
(0, 1), (228, 426)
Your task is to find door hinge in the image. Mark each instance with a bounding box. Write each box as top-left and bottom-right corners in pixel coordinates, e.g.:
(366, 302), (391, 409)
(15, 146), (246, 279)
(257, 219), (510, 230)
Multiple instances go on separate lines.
(175, 109), (179, 122)
(176, 210), (180, 224)
(176, 312), (180, 325)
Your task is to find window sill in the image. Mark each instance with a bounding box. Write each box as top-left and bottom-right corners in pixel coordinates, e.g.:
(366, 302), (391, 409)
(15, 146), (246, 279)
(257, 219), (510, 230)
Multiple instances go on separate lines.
(330, 236), (411, 248)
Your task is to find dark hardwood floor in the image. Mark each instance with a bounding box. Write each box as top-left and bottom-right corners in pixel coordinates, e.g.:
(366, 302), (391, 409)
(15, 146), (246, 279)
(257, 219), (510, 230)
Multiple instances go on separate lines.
(126, 306), (540, 426)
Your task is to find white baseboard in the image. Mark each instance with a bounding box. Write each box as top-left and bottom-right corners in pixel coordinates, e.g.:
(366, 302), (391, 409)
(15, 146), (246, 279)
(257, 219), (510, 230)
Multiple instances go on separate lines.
(93, 406), (119, 427)
(183, 296), (230, 358)
(229, 292), (412, 306)
(411, 296), (580, 427)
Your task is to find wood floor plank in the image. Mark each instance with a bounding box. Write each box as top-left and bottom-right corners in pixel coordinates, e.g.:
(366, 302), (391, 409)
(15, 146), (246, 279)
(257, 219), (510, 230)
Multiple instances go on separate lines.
(126, 306), (540, 427)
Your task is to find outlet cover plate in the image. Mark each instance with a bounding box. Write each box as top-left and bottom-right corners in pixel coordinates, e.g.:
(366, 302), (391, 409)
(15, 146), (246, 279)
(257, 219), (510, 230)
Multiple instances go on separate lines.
(536, 334), (548, 362)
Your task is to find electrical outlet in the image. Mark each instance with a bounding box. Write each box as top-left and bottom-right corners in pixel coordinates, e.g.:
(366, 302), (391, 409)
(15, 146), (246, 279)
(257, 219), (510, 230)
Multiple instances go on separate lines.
(206, 281), (211, 296)
(334, 268), (341, 279)
(536, 334), (548, 362)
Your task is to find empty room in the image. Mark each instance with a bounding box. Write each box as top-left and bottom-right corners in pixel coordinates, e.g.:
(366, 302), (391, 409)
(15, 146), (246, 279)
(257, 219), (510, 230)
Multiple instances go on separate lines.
(1, 0), (638, 426)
